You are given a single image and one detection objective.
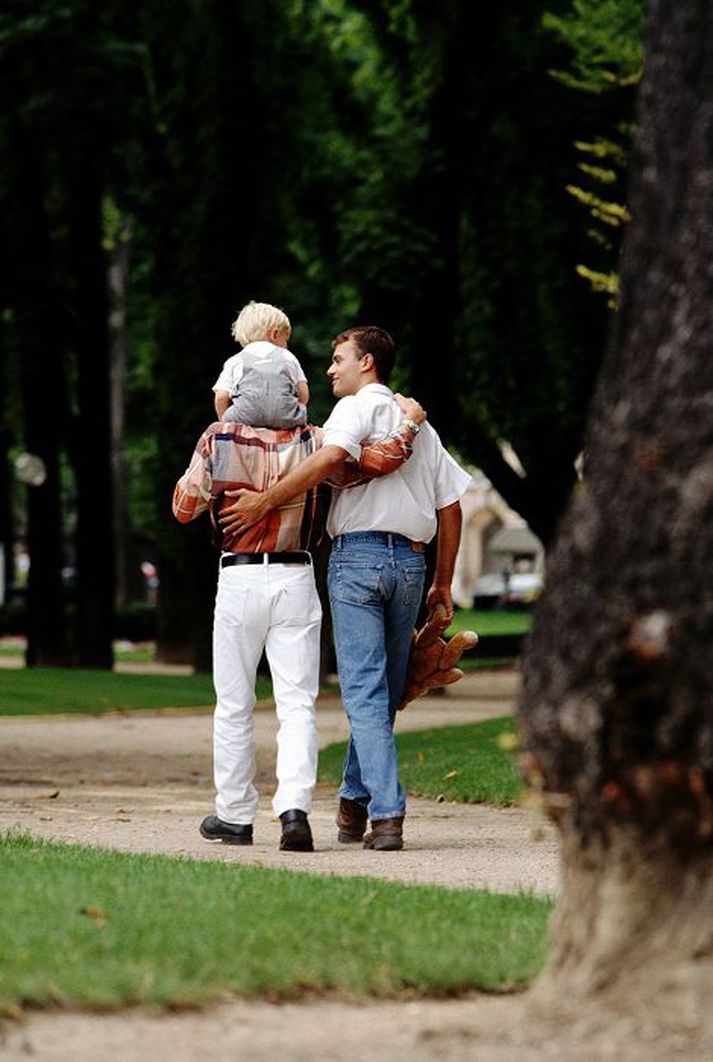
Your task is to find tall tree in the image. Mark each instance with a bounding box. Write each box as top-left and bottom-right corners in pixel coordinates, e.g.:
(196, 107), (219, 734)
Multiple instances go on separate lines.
(318, 0), (618, 543)
(0, 1), (138, 666)
(520, 0), (711, 1006)
(131, 1), (307, 666)
(0, 15), (71, 664)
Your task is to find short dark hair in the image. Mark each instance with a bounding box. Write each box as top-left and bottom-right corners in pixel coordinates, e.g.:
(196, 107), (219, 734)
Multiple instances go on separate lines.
(331, 326), (396, 384)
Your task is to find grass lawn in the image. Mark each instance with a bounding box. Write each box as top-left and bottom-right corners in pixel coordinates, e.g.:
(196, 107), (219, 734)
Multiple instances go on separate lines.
(457, 656), (519, 671)
(448, 609), (532, 637)
(0, 669), (271, 716)
(445, 609), (530, 670)
(0, 642), (156, 663)
(113, 646), (155, 663)
(0, 643), (26, 656)
(320, 717), (522, 806)
(0, 832), (550, 1011)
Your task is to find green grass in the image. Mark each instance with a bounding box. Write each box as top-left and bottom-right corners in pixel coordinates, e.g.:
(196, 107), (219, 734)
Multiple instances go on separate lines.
(448, 609), (531, 637)
(0, 642), (155, 662)
(458, 656), (519, 671)
(446, 608), (529, 669)
(114, 646), (155, 663)
(0, 832), (550, 1011)
(0, 669), (272, 716)
(320, 717), (522, 806)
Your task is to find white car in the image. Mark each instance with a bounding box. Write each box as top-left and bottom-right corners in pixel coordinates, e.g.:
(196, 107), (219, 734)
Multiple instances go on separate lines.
(473, 571), (543, 608)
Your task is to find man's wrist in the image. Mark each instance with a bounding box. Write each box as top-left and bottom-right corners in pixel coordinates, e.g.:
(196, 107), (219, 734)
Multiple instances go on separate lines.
(262, 487), (278, 514)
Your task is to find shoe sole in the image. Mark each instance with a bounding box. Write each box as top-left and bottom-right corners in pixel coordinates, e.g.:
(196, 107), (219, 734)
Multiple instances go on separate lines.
(363, 836), (403, 851)
(337, 830), (365, 844)
(199, 826), (253, 845)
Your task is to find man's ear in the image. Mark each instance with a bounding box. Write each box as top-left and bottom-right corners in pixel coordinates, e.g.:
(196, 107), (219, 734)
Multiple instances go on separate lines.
(360, 351), (375, 374)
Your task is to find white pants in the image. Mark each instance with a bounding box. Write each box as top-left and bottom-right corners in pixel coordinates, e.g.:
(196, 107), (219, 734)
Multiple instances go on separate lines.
(212, 562), (322, 824)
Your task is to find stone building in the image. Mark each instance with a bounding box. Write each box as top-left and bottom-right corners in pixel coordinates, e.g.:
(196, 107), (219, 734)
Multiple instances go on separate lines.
(452, 470), (544, 609)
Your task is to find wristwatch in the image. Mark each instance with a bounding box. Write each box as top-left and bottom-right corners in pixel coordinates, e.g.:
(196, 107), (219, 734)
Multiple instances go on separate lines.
(402, 418), (421, 434)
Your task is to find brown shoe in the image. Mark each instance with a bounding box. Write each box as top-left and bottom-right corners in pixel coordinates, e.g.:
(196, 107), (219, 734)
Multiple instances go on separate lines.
(363, 816), (404, 851)
(336, 798), (368, 844)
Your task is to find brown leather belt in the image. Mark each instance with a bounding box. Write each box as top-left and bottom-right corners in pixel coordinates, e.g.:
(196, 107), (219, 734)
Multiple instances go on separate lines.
(332, 532), (424, 553)
(221, 552), (311, 568)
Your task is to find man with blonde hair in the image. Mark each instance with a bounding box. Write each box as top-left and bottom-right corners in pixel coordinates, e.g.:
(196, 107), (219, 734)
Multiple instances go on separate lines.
(213, 300), (310, 429)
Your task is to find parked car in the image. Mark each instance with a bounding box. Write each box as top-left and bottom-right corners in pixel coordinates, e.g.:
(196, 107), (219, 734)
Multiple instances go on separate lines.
(473, 570), (543, 609)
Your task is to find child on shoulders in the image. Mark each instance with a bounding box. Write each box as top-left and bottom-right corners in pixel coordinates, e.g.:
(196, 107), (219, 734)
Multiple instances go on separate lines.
(213, 301), (309, 430)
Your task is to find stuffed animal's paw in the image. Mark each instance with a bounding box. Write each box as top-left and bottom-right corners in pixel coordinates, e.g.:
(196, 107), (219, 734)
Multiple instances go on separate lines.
(398, 611), (478, 710)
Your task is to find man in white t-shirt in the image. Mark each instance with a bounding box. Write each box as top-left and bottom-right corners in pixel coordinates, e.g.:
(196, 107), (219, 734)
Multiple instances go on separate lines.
(220, 326), (471, 851)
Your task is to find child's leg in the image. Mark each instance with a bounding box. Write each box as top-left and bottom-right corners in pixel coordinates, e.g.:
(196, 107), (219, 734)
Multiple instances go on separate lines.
(227, 392), (307, 430)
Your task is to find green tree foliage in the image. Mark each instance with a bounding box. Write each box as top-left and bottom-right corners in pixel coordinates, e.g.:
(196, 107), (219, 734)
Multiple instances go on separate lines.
(544, 0), (645, 303)
(543, 0), (644, 91)
(302, 0), (616, 544)
(122, 1), (370, 665)
(2, 0), (646, 666)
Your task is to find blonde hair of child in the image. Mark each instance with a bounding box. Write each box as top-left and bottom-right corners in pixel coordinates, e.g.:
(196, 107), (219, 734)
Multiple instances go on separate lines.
(231, 301), (291, 346)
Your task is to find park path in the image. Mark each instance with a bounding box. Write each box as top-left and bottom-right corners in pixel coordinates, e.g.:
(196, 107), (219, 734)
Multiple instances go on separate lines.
(0, 670), (558, 895)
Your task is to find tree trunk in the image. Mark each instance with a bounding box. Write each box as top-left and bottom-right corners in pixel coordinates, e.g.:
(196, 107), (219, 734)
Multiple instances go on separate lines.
(0, 427), (14, 605)
(540, 821), (712, 999)
(70, 180), (115, 669)
(8, 131), (71, 665)
(520, 0), (712, 1005)
(108, 226), (139, 608)
(140, 1), (272, 671)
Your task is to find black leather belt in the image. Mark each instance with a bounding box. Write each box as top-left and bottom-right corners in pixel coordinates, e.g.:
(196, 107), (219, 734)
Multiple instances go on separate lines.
(221, 552), (312, 568)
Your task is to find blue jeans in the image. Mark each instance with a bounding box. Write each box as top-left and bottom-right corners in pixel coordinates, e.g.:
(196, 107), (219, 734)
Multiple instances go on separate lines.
(327, 532), (426, 821)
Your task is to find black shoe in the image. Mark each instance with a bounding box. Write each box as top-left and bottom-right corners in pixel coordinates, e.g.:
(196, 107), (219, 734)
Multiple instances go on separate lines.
(200, 815), (253, 845)
(279, 809), (314, 852)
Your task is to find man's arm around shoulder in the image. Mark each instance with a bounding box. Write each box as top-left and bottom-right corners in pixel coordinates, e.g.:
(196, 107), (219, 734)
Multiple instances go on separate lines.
(220, 396), (426, 534)
(219, 443), (350, 535)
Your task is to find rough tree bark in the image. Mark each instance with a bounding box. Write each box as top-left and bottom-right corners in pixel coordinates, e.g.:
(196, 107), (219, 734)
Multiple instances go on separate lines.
(519, 0), (712, 1007)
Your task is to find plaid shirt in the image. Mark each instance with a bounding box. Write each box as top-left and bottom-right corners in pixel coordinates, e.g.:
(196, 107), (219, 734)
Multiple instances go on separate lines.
(172, 420), (417, 554)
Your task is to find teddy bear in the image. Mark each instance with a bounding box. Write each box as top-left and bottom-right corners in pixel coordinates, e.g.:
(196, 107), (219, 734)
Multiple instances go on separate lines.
(398, 604), (478, 710)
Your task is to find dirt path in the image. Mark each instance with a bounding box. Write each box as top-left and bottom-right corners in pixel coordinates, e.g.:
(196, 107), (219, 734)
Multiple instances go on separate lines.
(0, 672), (557, 894)
(2, 671), (707, 1059)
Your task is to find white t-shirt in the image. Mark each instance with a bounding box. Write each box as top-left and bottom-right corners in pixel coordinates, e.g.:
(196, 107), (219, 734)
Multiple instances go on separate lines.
(213, 341), (306, 397)
(322, 383), (471, 543)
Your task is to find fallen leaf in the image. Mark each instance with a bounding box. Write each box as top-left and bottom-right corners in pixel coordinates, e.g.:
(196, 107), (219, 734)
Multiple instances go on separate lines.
(80, 904), (108, 918)
(34, 790), (60, 800)
(443, 769), (459, 780)
(79, 905), (110, 929)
